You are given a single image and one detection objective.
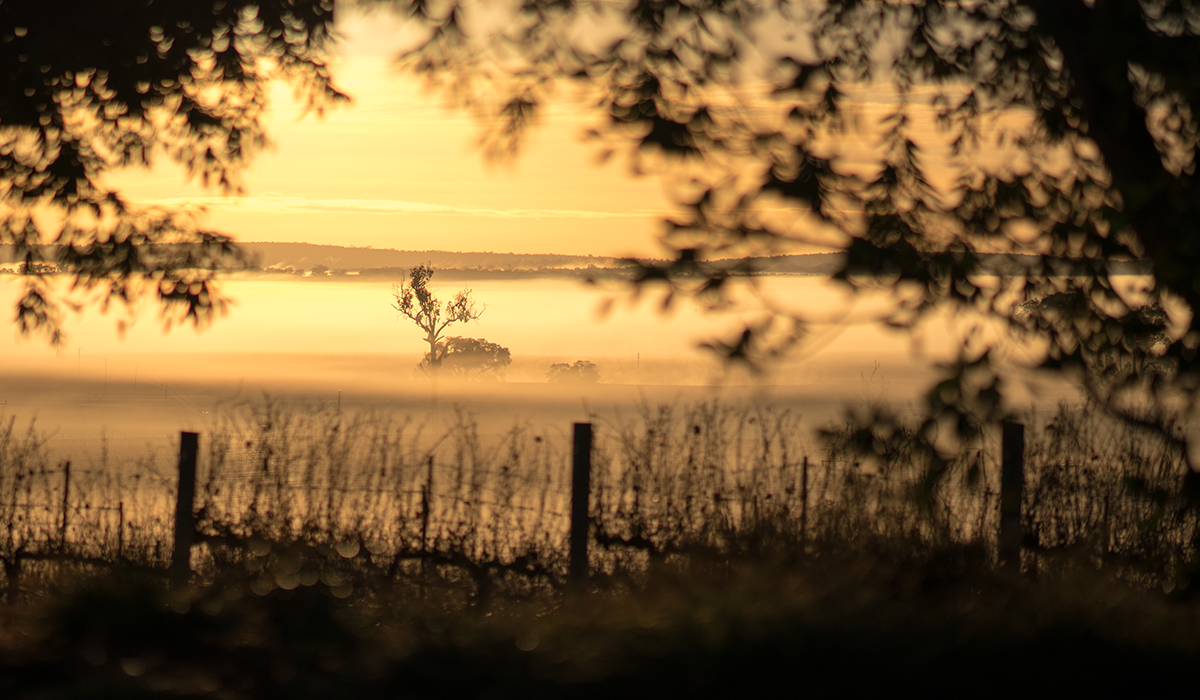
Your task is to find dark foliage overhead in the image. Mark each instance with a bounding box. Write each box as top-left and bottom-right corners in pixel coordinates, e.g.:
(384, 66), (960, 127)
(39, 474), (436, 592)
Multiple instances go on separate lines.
(0, 0), (344, 343)
(388, 0), (1200, 446)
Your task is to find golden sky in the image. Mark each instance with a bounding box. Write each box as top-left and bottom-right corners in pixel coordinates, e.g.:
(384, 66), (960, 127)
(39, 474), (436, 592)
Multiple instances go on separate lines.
(107, 9), (677, 258)
(99, 5), (1050, 261)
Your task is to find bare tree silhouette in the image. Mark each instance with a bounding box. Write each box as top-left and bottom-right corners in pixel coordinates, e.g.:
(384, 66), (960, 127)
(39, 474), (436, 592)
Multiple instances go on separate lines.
(392, 265), (485, 407)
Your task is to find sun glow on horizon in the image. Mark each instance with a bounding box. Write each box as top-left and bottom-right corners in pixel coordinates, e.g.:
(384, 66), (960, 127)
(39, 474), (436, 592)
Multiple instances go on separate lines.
(103, 9), (679, 259)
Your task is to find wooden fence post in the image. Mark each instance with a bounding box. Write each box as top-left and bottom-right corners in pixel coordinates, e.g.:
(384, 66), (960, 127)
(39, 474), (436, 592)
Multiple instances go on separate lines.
(421, 456), (433, 554)
(117, 501), (125, 561)
(59, 461), (71, 550)
(171, 431), (199, 585)
(799, 456), (810, 542)
(999, 421), (1025, 570)
(2, 553), (20, 604)
(570, 423), (593, 587)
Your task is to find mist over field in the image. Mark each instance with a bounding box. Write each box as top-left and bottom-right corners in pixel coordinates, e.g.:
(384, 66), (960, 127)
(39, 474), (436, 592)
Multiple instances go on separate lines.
(0, 266), (1084, 453)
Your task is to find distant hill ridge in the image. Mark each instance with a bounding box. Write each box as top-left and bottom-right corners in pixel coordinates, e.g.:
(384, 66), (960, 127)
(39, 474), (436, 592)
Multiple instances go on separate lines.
(0, 241), (844, 277)
(242, 242), (621, 271)
(241, 242), (842, 275)
(242, 244), (1154, 278)
(1, 242), (1150, 278)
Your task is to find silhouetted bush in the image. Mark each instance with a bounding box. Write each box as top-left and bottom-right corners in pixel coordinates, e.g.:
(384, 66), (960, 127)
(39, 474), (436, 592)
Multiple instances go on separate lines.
(417, 337), (512, 381)
(547, 361), (600, 384)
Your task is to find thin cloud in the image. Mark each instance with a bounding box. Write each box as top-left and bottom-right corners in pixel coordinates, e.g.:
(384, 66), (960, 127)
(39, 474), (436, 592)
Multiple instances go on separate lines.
(140, 194), (667, 220)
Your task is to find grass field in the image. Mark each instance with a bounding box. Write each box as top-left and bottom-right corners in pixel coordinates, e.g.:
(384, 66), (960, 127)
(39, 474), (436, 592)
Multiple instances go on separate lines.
(1, 394), (1197, 697)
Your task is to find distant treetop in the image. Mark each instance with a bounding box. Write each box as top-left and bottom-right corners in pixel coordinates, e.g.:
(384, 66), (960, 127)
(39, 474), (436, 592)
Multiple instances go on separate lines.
(548, 361), (600, 385)
(418, 336), (512, 381)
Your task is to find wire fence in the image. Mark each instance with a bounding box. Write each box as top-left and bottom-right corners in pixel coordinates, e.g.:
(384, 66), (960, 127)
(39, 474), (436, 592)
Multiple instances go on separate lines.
(1, 400), (1197, 592)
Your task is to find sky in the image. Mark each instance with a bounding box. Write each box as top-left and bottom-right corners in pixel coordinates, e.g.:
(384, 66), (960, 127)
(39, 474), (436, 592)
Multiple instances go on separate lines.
(100, 5), (1012, 261)
(107, 8), (678, 258)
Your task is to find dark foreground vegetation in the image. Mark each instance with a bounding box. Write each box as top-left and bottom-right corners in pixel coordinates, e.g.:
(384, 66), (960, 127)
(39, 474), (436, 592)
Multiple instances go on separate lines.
(2, 401), (1200, 696)
(5, 545), (1200, 697)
